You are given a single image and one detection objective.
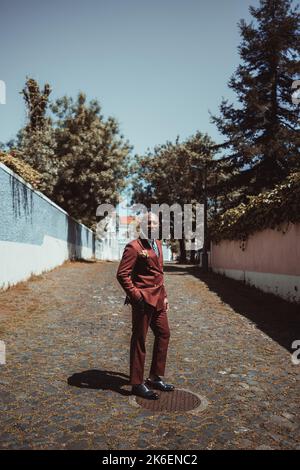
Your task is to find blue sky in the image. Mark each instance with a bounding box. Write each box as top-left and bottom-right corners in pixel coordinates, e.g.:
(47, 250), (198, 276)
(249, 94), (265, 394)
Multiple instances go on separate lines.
(0, 0), (261, 155)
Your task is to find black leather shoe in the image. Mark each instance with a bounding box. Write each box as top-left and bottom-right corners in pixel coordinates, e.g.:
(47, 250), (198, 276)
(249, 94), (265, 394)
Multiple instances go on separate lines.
(132, 383), (159, 400)
(146, 376), (175, 392)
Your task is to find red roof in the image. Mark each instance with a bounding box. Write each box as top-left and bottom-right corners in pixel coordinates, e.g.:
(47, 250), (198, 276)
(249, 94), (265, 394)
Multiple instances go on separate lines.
(119, 215), (136, 225)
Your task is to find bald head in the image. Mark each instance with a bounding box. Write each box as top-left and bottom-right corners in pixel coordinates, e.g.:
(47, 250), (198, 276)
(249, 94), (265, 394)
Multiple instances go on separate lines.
(138, 211), (159, 239)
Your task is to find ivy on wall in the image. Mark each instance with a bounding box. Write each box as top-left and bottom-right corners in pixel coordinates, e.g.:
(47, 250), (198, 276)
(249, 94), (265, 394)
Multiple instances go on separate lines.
(210, 172), (300, 247)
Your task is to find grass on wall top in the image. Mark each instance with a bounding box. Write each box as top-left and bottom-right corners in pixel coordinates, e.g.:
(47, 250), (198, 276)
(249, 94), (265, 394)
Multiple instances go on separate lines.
(0, 151), (44, 191)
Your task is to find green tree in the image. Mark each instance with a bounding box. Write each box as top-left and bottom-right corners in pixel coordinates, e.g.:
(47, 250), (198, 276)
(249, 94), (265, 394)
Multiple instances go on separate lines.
(14, 78), (58, 195)
(51, 93), (131, 229)
(131, 132), (217, 261)
(211, 0), (300, 207)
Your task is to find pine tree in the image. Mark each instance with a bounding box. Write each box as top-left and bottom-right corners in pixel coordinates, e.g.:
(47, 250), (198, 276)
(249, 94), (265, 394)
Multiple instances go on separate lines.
(14, 78), (58, 195)
(211, 0), (300, 207)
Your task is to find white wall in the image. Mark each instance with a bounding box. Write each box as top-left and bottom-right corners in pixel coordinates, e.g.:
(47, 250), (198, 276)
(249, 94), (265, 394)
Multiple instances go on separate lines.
(0, 162), (96, 290)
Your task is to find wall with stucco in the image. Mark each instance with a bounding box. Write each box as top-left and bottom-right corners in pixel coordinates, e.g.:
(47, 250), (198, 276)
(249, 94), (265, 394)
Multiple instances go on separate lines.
(0, 162), (96, 290)
(211, 223), (300, 304)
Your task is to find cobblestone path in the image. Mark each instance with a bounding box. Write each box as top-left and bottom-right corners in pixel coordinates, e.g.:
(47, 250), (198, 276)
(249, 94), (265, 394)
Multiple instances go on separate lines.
(0, 261), (299, 450)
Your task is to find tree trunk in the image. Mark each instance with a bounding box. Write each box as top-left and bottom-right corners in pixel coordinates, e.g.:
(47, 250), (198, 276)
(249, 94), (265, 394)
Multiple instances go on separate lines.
(179, 238), (186, 262)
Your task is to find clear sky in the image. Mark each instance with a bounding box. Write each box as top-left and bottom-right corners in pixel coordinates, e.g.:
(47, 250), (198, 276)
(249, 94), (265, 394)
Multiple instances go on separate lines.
(0, 0), (261, 155)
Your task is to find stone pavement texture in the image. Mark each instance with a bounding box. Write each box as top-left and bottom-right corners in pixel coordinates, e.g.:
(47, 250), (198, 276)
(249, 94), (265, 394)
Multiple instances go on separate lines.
(0, 260), (299, 450)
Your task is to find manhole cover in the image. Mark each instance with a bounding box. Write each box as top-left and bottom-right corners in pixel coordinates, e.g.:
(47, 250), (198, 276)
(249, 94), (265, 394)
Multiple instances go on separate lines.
(134, 388), (204, 412)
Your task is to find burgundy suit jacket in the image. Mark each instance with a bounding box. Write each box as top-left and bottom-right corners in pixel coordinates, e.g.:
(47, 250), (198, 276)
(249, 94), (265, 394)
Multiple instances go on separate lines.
(116, 237), (167, 308)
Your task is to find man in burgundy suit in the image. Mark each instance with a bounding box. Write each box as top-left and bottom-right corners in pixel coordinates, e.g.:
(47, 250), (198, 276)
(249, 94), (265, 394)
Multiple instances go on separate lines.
(116, 212), (174, 400)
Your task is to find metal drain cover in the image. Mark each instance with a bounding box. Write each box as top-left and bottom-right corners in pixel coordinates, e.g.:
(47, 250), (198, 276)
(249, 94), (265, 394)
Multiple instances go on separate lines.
(135, 388), (202, 412)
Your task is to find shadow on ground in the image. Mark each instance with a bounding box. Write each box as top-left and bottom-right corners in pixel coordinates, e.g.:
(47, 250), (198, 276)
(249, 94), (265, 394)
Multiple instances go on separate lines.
(71, 259), (98, 263)
(67, 369), (131, 396)
(164, 263), (300, 353)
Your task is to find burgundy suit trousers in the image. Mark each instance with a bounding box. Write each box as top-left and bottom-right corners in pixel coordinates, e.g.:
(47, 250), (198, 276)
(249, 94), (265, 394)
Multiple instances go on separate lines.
(129, 293), (171, 385)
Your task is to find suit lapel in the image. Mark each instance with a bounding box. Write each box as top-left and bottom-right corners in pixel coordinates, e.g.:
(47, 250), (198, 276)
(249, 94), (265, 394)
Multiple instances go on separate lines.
(157, 240), (164, 268)
(157, 240), (163, 264)
(137, 237), (161, 269)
